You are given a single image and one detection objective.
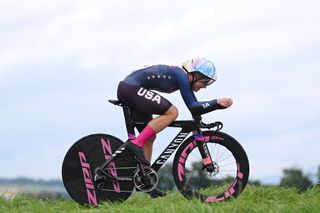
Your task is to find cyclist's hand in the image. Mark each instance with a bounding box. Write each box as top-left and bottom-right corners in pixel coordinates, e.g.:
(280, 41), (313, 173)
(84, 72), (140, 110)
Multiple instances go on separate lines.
(217, 98), (233, 108)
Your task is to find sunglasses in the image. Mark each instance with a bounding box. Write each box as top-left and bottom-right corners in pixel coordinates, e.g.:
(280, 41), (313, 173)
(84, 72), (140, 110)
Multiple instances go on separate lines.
(197, 78), (215, 86)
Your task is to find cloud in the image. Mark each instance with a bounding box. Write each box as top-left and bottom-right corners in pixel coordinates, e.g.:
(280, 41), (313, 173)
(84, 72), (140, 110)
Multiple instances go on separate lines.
(245, 127), (320, 183)
(0, 0), (320, 182)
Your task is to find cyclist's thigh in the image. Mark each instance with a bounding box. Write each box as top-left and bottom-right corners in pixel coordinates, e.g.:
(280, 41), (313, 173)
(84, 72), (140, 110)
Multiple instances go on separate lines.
(131, 109), (152, 133)
(117, 81), (172, 115)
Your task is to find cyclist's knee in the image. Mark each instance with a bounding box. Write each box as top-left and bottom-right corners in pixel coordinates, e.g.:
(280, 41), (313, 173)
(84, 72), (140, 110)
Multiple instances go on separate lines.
(166, 105), (179, 120)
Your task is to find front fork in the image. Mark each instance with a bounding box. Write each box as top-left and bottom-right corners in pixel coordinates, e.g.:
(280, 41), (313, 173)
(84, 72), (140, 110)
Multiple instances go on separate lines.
(193, 130), (216, 174)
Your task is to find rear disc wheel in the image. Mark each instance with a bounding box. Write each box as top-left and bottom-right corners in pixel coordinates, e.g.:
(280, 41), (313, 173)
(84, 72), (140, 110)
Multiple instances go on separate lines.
(62, 134), (137, 206)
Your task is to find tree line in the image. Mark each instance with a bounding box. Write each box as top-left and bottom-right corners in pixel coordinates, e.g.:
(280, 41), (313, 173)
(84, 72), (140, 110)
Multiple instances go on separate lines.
(0, 177), (63, 187)
(156, 163), (320, 192)
(1, 164), (318, 194)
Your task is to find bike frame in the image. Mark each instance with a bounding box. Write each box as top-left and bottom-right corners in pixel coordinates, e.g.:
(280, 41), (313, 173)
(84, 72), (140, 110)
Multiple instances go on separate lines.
(95, 100), (222, 176)
(151, 120), (202, 171)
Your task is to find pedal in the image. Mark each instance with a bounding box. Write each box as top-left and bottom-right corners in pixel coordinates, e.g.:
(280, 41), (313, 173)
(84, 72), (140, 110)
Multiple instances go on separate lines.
(141, 175), (152, 187)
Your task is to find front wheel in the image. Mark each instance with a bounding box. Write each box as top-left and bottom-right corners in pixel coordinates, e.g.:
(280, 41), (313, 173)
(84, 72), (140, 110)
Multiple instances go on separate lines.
(172, 131), (249, 202)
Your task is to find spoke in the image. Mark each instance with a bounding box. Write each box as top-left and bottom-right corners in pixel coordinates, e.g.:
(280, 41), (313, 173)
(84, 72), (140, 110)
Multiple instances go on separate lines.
(216, 147), (228, 162)
(185, 158), (201, 168)
(211, 142), (220, 162)
(219, 169), (236, 173)
(217, 154), (233, 163)
(217, 171), (228, 180)
(219, 161), (236, 168)
(210, 142), (214, 160)
(215, 144), (221, 162)
(218, 171), (234, 178)
(190, 151), (202, 161)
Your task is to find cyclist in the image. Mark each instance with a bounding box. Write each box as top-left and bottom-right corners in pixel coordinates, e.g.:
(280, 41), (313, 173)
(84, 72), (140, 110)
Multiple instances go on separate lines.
(117, 57), (233, 197)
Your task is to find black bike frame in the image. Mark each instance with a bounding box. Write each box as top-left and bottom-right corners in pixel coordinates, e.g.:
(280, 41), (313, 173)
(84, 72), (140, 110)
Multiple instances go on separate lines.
(96, 100), (218, 174)
(151, 121), (199, 171)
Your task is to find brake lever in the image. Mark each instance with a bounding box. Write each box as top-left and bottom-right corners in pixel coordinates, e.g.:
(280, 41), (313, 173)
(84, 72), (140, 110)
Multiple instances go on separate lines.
(213, 121), (223, 131)
(200, 121), (223, 131)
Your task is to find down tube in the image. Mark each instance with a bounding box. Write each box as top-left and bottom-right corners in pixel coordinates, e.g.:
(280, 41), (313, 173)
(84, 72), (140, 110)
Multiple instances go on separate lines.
(151, 129), (190, 172)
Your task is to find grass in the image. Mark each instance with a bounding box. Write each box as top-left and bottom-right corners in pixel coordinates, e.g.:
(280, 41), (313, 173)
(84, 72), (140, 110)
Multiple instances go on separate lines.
(1, 186), (319, 213)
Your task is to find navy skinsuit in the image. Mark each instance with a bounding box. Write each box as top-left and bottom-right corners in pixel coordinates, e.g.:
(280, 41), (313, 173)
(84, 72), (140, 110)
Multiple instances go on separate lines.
(122, 65), (224, 115)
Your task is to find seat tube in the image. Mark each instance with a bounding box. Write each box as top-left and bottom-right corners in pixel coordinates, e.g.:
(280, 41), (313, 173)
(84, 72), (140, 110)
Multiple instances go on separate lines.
(122, 106), (136, 140)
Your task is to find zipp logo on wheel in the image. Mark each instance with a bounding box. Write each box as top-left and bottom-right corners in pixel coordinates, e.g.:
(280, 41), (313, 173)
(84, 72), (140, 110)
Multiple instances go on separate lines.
(100, 138), (121, 193)
(137, 88), (161, 104)
(78, 152), (98, 206)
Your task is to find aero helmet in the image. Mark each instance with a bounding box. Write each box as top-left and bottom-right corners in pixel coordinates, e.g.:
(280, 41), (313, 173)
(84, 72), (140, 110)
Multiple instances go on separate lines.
(182, 58), (217, 85)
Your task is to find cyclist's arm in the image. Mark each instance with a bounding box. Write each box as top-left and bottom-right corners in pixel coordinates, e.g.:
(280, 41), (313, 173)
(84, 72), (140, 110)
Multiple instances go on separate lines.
(188, 99), (226, 115)
(178, 75), (226, 115)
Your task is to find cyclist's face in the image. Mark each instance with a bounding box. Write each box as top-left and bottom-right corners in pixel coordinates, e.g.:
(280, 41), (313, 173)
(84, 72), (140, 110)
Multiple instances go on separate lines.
(188, 73), (209, 92)
(192, 79), (207, 92)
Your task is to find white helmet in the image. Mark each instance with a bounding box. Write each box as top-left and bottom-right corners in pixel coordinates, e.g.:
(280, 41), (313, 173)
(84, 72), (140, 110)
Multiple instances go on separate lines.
(182, 58), (217, 85)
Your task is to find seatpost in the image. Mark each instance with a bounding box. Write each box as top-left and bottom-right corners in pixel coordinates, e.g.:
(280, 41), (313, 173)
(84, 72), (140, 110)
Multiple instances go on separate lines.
(122, 105), (136, 140)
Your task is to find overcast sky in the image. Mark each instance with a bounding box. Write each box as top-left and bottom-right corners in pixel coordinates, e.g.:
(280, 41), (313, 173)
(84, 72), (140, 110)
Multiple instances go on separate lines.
(1, 0), (319, 184)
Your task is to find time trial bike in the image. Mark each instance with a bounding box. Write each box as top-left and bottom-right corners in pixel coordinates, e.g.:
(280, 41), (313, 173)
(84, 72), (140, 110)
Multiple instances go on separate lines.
(62, 99), (249, 206)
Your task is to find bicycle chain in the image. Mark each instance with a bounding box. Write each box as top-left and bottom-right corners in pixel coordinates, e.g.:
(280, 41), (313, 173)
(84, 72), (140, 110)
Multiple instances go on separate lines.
(97, 183), (136, 193)
(97, 166), (136, 193)
(97, 167), (158, 193)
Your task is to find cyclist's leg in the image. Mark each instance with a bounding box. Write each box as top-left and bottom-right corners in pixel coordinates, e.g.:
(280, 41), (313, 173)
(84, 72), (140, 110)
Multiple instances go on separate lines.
(131, 110), (167, 162)
(130, 108), (178, 150)
(139, 106), (178, 160)
(143, 136), (156, 161)
(140, 106), (178, 160)
(118, 83), (170, 198)
(132, 110), (155, 161)
(133, 117), (165, 198)
(148, 105), (178, 132)
(117, 82), (176, 164)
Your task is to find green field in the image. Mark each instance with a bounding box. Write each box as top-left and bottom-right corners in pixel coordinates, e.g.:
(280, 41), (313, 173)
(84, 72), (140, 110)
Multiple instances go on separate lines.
(1, 186), (319, 213)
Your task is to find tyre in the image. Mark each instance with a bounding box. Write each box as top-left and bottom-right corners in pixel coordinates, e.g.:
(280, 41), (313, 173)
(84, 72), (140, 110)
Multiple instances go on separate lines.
(172, 131), (249, 202)
(62, 134), (137, 206)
